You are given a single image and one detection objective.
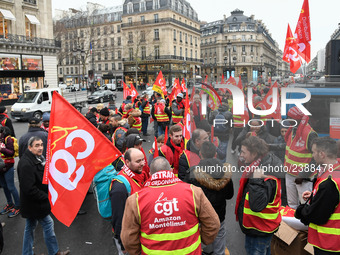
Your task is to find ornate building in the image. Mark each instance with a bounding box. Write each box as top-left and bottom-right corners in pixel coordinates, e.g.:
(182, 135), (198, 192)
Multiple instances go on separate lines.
(0, 0), (60, 104)
(200, 9), (289, 84)
(54, 3), (123, 88)
(121, 0), (202, 86)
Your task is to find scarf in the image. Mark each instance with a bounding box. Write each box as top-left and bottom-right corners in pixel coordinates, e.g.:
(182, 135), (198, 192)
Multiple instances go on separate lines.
(0, 113), (9, 119)
(121, 164), (147, 187)
(145, 170), (181, 187)
(192, 102), (203, 121)
(235, 157), (262, 221)
(170, 139), (184, 174)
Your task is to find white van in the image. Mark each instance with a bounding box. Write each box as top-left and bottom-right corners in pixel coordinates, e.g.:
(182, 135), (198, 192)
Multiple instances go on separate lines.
(11, 88), (88, 121)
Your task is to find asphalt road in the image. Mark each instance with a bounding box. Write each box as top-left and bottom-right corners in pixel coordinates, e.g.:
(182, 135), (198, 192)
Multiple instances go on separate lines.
(0, 90), (246, 255)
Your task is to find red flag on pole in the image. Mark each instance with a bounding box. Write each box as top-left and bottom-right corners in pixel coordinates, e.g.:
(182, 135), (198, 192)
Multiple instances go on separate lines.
(181, 78), (187, 94)
(283, 24), (302, 74)
(129, 83), (139, 102)
(123, 81), (129, 99)
(169, 78), (181, 105)
(294, 0), (311, 63)
(259, 81), (281, 120)
(43, 92), (121, 227)
(183, 92), (191, 149)
(153, 136), (159, 158)
(164, 125), (168, 144)
(204, 75), (208, 84)
(221, 74), (225, 84)
(152, 71), (167, 98)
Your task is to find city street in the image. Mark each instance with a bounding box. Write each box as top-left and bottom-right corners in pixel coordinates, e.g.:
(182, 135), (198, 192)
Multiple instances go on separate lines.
(0, 89), (245, 255)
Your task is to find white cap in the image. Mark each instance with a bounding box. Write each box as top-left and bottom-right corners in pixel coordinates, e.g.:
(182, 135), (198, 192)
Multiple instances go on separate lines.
(177, 93), (183, 98)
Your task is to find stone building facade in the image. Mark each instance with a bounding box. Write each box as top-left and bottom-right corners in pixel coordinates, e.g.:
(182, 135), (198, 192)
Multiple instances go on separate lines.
(121, 0), (202, 86)
(55, 4), (123, 88)
(200, 9), (289, 84)
(0, 0), (60, 104)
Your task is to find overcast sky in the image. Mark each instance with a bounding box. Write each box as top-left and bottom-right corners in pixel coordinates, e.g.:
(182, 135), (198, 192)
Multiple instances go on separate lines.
(52, 0), (339, 59)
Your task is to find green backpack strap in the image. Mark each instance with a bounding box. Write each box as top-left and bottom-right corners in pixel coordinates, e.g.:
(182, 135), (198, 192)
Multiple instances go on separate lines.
(113, 175), (131, 196)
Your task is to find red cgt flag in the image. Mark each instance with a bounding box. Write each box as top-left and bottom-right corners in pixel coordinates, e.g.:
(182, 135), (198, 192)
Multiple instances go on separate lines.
(294, 0), (311, 63)
(181, 78), (187, 94)
(152, 71), (167, 98)
(129, 83), (139, 102)
(43, 92), (121, 227)
(183, 92), (191, 149)
(123, 81), (129, 99)
(283, 24), (302, 74)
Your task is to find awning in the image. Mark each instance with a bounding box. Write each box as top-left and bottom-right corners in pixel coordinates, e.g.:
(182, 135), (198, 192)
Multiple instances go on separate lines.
(0, 9), (16, 21)
(25, 14), (40, 25)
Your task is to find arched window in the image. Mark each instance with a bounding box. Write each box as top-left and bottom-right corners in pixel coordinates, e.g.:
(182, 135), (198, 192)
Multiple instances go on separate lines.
(127, 2), (133, 14)
(140, 0), (146, 11)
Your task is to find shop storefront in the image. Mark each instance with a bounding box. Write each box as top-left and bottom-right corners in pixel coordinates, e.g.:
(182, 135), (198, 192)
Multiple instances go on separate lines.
(0, 53), (44, 104)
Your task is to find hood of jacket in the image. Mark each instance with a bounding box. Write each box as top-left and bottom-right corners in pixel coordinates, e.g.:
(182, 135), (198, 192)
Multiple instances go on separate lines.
(194, 158), (232, 191)
(129, 108), (142, 117)
(217, 104), (229, 112)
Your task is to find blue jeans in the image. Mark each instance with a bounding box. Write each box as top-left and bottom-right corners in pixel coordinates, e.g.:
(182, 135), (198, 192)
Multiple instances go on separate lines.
(153, 120), (158, 137)
(217, 140), (228, 163)
(0, 166), (20, 208)
(245, 235), (272, 255)
(22, 215), (59, 255)
(141, 117), (149, 135)
(158, 124), (165, 136)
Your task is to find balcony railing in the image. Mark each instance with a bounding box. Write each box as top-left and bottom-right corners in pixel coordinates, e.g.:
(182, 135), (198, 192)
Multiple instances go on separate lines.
(121, 18), (201, 33)
(123, 55), (203, 63)
(0, 34), (61, 48)
(23, 0), (36, 4)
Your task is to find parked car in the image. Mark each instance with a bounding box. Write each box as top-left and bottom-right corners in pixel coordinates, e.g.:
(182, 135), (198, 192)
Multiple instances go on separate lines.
(117, 81), (123, 91)
(88, 90), (116, 103)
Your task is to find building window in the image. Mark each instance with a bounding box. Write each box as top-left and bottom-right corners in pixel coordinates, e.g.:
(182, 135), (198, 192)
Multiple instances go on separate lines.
(103, 26), (107, 35)
(179, 31), (182, 42)
(140, 0), (146, 11)
(59, 68), (62, 74)
(180, 47), (182, 57)
(71, 67), (73, 74)
(25, 17), (36, 40)
(98, 52), (101, 61)
(111, 25), (114, 33)
(242, 45), (245, 52)
(185, 33), (188, 44)
(174, 46), (176, 56)
(104, 52), (108, 60)
(173, 29), (176, 41)
(112, 52), (115, 60)
(154, 46), (160, 59)
(66, 68), (69, 74)
(111, 38), (114, 46)
(233, 45), (237, 52)
(105, 63), (108, 71)
(118, 51), (121, 59)
(153, 0), (160, 9)
(75, 67), (78, 74)
(104, 38), (107, 47)
(129, 48), (134, 60)
(242, 35), (245, 41)
(195, 37), (197, 46)
(190, 35), (192, 45)
(118, 63), (122, 70)
(141, 16), (145, 23)
(118, 37), (121, 45)
(154, 14), (159, 23)
(128, 18), (132, 25)
(141, 46), (146, 60)
(98, 64), (101, 71)
(112, 63), (115, 70)
(128, 32), (133, 43)
(251, 45), (254, 52)
(117, 25), (121, 33)
(141, 30), (145, 41)
(154, 29), (159, 40)
(127, 2), (133, 13)
(190, 49), (192, 58)
(195, 50), (197, 59)
(66, 57), (69, 65)
(185, 48), (188, 58)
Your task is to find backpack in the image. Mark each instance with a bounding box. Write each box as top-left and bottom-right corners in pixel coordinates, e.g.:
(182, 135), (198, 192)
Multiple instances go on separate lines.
(93, 164), (131, 220)
(5, 136), (19, 158)
(214, 111), (229, 134)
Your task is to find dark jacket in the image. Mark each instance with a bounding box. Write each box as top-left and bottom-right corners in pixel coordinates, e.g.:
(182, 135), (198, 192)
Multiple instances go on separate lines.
(208, 104), (232, 141)
(0, 114), (15, 137)
(18, 127), (48, 159)
(269, 135), (286, 163)
(17, 150), (50, 219)
(189, 158), (234, 222)
(178, 139), (200, 182)
(237, 153), (282, 237)
(235, 125), (276, 147)
(85, 112), (98, 127)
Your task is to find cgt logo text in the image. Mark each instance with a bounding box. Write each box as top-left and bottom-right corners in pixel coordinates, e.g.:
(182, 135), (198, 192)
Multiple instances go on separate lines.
(154, 192), (179, 216)
(201, 85), (311, 116)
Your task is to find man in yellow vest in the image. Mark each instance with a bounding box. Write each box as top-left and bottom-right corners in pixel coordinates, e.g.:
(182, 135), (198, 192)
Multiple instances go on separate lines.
(236, 136), (282, 254)
(121, 156), (220, 255)
(295, 137), (340, 255)
(285, 106), (318, 209)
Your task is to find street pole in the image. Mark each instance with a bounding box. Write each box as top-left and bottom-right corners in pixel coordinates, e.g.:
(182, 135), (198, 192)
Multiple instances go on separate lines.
(227, 40), (232, 78)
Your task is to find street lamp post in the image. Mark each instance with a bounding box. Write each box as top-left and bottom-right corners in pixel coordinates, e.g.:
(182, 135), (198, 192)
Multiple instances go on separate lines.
(227, 40), (232, 78)
(224, 56), (228, 80)
(182, 60), (187, 81)
(259, 54), (264, 83)
(73, 47), (85, 89)
(233, 56), (237, 76)
(210, 57), (213, 84)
